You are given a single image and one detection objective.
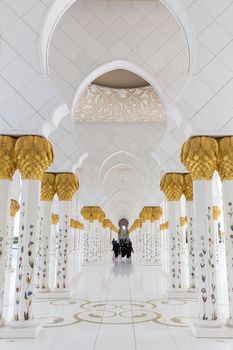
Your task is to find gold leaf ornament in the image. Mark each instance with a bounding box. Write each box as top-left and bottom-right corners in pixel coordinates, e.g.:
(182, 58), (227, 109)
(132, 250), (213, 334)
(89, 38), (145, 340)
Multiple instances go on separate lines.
(81, 206), (91, 221)
(151, 206), (163, 221)
(98, 210), (106, 223)
(180, 216), (187, 227)
(51, 213), (59, 225)
(15, 136), (54, 180)
(41, 173), (56, 201)
(55, 173), (79, 201)
(10, 199), (20, 217)
(183, 173), (193, 201)
(213, 206), (221, 220)
(0, 135), (17, 180)
(160, 173), (184, 201)
(90, 207), (102, 221)
(181, 136), (218, 180)
(218, 137), (233, 181)
(103, 219), (112, 228)
(140, 207), (153, 222)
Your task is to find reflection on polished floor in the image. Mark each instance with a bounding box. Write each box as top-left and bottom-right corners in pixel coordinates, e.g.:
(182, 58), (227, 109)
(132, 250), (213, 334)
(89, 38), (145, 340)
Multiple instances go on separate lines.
(1, 250), (233, 350)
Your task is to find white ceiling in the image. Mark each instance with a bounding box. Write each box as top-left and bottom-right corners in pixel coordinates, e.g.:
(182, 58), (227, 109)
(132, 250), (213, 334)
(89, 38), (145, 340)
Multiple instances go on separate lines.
(48, 0), (190, 106)
(0, 0), (233, 223)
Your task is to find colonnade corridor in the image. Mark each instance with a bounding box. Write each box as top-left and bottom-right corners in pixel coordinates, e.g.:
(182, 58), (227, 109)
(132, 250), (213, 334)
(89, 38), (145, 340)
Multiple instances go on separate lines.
(0, 246), (231, 350)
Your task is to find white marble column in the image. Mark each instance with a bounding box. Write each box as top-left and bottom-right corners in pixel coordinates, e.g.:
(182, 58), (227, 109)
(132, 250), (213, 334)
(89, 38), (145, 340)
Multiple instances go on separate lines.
(218, 136), (233, 328)
(50, 214), (58, 257)
(81, 207), (92, 263)
(55, 201), (70, 291)
(6, 200), (20, 273)
(161, 173), (186, 295)
(1, 135), (53, 339)
(53, 172), (78, 298)
(151, 207), (163, 265)
(183, 173), (197, 292)
(181, 136), (222, 335)
(35, 173), (56, 296)
(37, 201), (53, 291)
(213, 206), (221, 263)
(103, 219), (111, 252)
(0, 136), (16, 327)
(140, 207), (153, 264)
(186, 201), (196, 289)
(0, 181), (13, 325)
(69, 219), (75, 253)
(82, 218), (91, 263)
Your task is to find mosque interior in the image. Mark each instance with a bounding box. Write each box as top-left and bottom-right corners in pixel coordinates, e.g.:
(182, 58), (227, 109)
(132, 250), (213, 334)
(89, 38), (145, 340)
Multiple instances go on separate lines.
(1, 0), (233, 349)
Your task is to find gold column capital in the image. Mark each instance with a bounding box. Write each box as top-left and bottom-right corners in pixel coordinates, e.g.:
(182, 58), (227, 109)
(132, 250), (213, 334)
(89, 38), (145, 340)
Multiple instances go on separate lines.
(160, 222), (169, 230)
(0, 135), (17, 180)
(15, 135), (53, 180)
(99, 210), (106, 224)
(103, 219), (112, 228)
(151, 206), (163, 221)
(218, 137), (233, 181)
(91, 206), (102, 221)
(51, 213), (59, 225)
(181, 136), (218, 180)
(10, 199), (20, 217)
(180, 216), (187, 227)
(41, 172), (56, 201)
(213, 206), (221, 220)
(140, 207), (153, 222)
(134, 219), (141, 228)
(70, 219), (75, 228)
(183, 173), (193, 201)
(78, 221), (84, 230)
(55, 172), (79, 201)
(81, 206), (91, 220)
(160, 173), (184, 201)
(111, 224), (118, 233)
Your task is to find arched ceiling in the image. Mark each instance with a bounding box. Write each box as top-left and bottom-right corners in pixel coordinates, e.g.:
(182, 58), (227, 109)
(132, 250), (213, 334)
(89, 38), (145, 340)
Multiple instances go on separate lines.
(48, 0), (190, 105)
(93, 69), (149, 89)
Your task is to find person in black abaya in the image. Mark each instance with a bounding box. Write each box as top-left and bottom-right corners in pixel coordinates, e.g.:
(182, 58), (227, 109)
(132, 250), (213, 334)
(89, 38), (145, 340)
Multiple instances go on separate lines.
(112, 240), (120, 258)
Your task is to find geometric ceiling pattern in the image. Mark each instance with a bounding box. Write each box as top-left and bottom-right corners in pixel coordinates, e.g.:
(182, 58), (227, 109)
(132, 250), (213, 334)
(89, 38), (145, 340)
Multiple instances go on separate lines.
(1, 0), (233, 223)
(48, 0), (190, 106)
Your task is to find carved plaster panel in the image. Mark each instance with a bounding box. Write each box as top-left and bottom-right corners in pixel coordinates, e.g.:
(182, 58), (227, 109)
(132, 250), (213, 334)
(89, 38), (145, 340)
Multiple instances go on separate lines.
(75, 84), (166, 123)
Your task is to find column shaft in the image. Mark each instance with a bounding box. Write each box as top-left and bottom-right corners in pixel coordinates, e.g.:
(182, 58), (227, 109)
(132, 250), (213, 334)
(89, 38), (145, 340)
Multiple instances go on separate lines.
(193, 180), (218, 322)
(186, 201), (196, 290)
(38, 201), (52, 291)
(14, 180), (40, 322)
(0, 180), (12, 323)
(167, 201), (183, 290)
(56, 201), (70, 289)
(222, 181), (233, 325)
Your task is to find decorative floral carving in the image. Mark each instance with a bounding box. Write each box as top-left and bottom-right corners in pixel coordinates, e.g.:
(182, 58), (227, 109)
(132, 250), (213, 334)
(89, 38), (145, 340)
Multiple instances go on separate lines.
(75, 84), (165, 123)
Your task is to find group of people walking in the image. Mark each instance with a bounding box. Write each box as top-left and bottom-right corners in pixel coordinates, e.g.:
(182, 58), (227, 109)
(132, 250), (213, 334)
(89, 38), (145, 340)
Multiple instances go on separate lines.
(112, 238), (134, 261)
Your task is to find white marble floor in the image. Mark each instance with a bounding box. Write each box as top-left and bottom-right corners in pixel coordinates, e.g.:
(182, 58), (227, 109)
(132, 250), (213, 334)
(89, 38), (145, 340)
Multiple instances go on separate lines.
(1, 249), (233, 350)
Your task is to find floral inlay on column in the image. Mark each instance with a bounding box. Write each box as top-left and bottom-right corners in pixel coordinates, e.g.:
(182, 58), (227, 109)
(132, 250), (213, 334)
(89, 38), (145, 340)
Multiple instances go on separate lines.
(218, 136), (233, 326)
(55, 173), (78, 290)
(183, 173), (196, 290)
(152, 207), (163, 264)
(0, 135), (16, 325)
(181, 136), (220, 325)
(13, 135), (53, 323)
(160, 173), (184, 291)
(37, 173), (56, 291)
(140, 207), (153, 263)
(6, 199), (20, 272)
